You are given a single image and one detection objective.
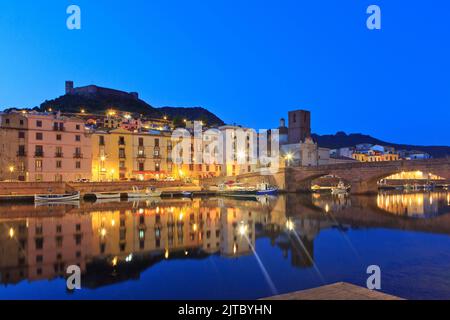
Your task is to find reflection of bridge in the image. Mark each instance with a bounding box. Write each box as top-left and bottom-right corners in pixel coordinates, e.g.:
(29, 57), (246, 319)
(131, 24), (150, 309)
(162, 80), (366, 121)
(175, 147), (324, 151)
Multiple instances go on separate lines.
(286, 158), (450, 194)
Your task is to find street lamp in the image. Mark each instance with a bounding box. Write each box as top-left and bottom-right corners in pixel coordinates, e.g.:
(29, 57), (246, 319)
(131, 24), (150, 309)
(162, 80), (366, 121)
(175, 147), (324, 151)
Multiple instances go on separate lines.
(285, 153), (293, 167)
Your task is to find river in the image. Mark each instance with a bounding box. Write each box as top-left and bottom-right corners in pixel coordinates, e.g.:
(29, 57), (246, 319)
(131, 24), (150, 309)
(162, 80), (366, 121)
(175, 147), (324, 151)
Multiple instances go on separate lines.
(0, 190), (449, 299)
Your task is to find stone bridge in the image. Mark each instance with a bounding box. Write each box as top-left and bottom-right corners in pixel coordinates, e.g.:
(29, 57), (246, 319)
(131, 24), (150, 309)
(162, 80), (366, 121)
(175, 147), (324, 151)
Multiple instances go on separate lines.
(286, 158), (450, 194)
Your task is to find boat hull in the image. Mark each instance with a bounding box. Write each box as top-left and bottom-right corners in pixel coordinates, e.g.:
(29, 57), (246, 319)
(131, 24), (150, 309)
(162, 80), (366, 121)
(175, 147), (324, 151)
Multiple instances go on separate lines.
(256, 188), (278, 195)
(127, 191), (162, 198)
(34, 192), (80, 202)
(95, 193), (121, 199)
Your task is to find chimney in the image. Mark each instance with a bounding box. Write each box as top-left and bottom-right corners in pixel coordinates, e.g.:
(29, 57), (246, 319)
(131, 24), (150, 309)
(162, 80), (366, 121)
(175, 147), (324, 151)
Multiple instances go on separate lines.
(279, 118), (286, 127)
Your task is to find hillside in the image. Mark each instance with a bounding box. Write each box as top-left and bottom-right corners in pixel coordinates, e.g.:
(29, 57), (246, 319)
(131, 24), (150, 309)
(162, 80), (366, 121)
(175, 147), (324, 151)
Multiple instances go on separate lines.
(312, 132), (450, 158)
(36, 92), (224, 126)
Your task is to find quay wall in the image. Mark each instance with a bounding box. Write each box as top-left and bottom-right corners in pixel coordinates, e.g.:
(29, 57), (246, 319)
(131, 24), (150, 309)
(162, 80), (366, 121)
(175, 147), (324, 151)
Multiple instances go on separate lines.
(0, 181), (194, 196)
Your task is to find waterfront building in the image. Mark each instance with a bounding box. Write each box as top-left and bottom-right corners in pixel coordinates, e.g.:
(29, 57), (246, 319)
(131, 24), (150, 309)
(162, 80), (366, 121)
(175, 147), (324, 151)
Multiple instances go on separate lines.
(281, 136), (330, 167)
(0, 111), (92, 182)
(171, 128), (223, 180)
(218, 125), (258, 176)
(91, 128), (172, 181)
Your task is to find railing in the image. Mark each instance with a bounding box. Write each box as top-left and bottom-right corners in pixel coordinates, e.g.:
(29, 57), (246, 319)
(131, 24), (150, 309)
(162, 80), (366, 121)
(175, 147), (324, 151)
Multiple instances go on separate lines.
(34, 151), (44, 157)
(17, 151), (27, 157)
(118, 141), (126, 145)
(55, 152), (63, 158)
(53, 127), (65, 132)
(73, 153), (83, 158)
(137, 153), (146, 158)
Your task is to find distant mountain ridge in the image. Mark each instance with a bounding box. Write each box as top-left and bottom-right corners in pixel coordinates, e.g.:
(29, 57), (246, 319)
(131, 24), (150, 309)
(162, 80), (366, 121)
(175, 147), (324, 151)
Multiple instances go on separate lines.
(23, 88), (225, 126)
(312, 132), (450, 158)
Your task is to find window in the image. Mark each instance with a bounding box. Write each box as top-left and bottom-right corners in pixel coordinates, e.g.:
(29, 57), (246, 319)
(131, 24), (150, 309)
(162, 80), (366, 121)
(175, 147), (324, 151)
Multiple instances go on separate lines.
(155, 138), (159, 147)
(56, 225), (62, 233)
(18, 145), (25, 156)
(36, 132), (43, 140)
(5, 118), (10, 124)
(119, 136), (125, 145)
(139, 162), (144, 171)
(56, 134), (61, 141)
(75, 135), (81, 142)
(18, 131), (25, 139)
(36, 120), (42, 127)
(55, 146), (62, 157)
(76, 124), (80, 130)
(155, 163), (160, 172)
(56, 160), (62, 168)
(119, 148), (125, 158)
(139, 137), (144, 146)
(35, 238), (44, 250)
(75, 161), (81, 169)
(35, 160), (42, 169)
(293, 113), (296, 123)
(99, 136), (105, 145)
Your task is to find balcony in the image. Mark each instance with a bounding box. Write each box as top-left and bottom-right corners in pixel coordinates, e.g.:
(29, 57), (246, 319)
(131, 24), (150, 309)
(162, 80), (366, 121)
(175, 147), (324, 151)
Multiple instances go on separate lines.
(34, 151), (44, 157)
(17, 151), (27, 157)
(73, 153), (83, 159)
(53, 126), (65, 132)
(137, 153), (146, 158)
(55, 152), (63, 158)
(118, 141), (126, 146)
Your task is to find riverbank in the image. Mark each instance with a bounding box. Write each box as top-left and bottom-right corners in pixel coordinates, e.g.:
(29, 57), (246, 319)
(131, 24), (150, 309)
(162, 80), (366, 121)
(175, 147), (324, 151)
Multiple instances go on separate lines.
(0, 181), (203, 202)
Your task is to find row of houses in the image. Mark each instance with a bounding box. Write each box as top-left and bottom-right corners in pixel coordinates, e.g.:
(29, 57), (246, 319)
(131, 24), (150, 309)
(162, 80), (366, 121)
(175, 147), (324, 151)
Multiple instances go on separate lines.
(0, 111), (264, 182)
(330, 143), (431, 163)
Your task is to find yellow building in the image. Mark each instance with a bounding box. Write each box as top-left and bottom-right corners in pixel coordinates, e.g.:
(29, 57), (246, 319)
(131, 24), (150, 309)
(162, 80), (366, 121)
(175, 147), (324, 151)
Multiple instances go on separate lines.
(352, 151), (399, 162)
(91, 128), (173, 181)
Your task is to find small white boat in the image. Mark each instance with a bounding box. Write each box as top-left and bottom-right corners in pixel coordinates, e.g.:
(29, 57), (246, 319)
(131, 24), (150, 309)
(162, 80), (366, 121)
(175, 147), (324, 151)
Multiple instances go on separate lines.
(34, 191), (80, 202)
(331, 181), (349, 195)
(95, 192), (121, 200)
(127, 186), (162, 198)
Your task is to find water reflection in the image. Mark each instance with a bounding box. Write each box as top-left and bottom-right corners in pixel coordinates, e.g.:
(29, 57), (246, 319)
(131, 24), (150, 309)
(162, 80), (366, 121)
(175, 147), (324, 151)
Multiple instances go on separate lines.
(0, 191), (449, 297)
(377, 191), (450, 217)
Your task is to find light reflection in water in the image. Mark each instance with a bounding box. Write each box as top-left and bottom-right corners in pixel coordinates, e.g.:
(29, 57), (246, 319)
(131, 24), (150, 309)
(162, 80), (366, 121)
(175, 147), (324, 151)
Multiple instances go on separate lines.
(0, 192), (450, 299)
(377, 191), (450, 217)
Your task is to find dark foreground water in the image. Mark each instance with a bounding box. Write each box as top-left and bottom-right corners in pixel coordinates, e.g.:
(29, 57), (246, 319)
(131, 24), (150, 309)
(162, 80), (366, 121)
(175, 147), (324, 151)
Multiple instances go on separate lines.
(0, 191), (450, 300)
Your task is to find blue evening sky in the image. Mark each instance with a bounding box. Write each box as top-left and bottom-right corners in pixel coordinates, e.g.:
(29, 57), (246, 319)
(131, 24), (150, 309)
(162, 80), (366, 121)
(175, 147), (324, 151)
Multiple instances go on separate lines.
(0, 0), (449, 145)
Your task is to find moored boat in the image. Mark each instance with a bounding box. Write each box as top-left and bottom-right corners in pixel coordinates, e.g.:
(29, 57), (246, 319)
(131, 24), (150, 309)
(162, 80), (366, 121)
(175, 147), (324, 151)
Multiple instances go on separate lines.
(34, 191), (80, 202)
(331, 181), (349, 195)
(255, 182), (278, 195)
(94, 192), (122, 200)
(127, 186), (162, 198)
(217, 181), (278, 198)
